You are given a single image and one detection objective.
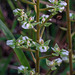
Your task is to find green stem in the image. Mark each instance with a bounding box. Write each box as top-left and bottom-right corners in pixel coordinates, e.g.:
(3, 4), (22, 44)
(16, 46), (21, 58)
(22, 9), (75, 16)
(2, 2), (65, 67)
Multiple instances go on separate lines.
(22, 47), (36, 53)
(66, 0), (73, 74)
(40, 26), (45, 38)
(36, 0), (40, 42)
(39, 55), (53, 59)
(35, 0), (40, 74)
(35, 50), (40, 74)
(19, 0), (36, 5)
(30, 52), (36, 63)
(39, 7), (54, 11)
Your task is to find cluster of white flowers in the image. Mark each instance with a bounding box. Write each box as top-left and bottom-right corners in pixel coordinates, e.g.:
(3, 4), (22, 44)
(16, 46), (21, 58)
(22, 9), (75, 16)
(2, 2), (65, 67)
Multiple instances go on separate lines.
(13, 8), (36, 29)
(46, 58), (62, 70)
(18, 65), (35, 75)
(16, 36), (35, 48)
(51, 44), (70, 63)
(46, 0), (67, 13)
(22, 22), (33, 29)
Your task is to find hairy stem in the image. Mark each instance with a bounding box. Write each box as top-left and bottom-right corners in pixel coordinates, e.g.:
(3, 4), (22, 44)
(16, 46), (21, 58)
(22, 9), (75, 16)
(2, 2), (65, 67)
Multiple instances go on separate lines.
(66, 0), (73, 74)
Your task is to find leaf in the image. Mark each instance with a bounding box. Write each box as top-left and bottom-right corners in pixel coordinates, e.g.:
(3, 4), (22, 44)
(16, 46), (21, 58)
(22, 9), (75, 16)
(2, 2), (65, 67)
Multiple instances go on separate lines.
(32, 22), (41, 26)
(52, 53), (59, 56)
(1, 53), (13, 75)
(59, 27), (67, 31)
(46, 59), (50, 66)
(0, 20), (31, 70)
(0, 20), (14, 39)
(44, 40), (50, 46)
(51, 66), (57, 70)
(44, 22), (52, 27)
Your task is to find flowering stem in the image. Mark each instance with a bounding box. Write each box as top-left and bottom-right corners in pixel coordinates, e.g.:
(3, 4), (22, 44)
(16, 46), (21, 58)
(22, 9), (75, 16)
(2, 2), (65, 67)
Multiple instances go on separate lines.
(19, 0), (36, 5)
(66, 0), (73, 74)
(40, 14), (56, 27)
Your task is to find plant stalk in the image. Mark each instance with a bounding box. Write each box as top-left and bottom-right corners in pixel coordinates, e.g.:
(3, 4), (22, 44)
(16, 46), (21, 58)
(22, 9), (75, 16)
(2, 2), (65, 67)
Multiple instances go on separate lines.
(66, 0), (73, 74)
(40, 26), (45, 38)
(35, 0), (40, 74)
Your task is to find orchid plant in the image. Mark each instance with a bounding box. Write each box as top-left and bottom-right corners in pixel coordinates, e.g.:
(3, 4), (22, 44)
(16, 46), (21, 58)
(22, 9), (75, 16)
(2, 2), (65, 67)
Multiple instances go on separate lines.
(6, 0), (74, 75)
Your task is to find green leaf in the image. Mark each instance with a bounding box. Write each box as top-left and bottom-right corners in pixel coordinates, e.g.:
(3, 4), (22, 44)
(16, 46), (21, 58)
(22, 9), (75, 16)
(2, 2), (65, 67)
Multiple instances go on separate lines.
(0, 20), (31, 70)
(59, 27), (67, 31)
(32, 22), (41, 26)
(44, 40), (50, 46)
(52, 53), (59, 56)
(44, 22), (52, 27)
(51, 66), (57, 70)
(1, 53), (13, 75)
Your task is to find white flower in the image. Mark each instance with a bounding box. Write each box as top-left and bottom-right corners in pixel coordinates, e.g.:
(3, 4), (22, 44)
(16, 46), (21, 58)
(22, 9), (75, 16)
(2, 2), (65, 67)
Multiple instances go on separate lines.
(22, 36), (29, 40)
(60, 1), (67, 6)
(18, 65), (28, 71)
(22, 22), (33, 29)
(42, 14), (49, 18)
(27, 40), (32, 47)
(59, 7), (65, 12)
(22, 22), (29, 29)
(13, 9), (18, 13)
(69, 13), (73, 17)
(39, 46), (49, 52)
(55, 58), (62, 66)
(18, 65), (25, 70)
(18, 40), (24, 44)
(61, 57), (69, 62)
(39, 37), (43, 43)
(49, 0), (55, 3)
(49, 61), (54, 66)
(61, 49), (69, 56)
(6, 40), (14, 46)
(30, 16), (35, 21)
